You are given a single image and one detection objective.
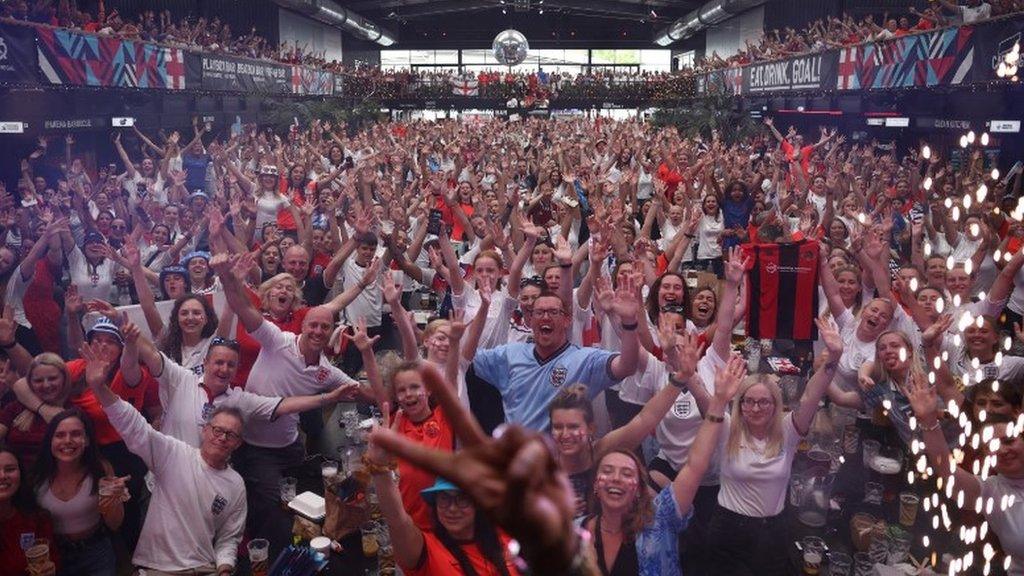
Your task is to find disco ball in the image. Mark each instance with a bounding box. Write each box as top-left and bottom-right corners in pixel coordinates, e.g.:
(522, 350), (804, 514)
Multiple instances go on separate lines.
(492, 29), (529, 66)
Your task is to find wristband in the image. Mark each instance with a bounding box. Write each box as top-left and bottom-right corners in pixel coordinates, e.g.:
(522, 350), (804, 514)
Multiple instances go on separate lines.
(684, 233), (696, 239)
(669, 374), (689, 390)
(620, 322), (638, 331)
(559, 263), (572, 269)
(33, 400), (45, 414)
(705, 413), (725, 423)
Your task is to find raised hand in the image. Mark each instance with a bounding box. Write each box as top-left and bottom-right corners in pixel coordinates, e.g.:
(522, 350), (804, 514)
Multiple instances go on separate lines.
(552, 235), (572, 265)
(359, 256), (382, 288)
(922, 314), (953, 348)
(448, 309), (468, 342)
(379, 272), (401, 305)
(671, 330), (706, 379)
(345, 317), (380, 352)
(370, 364), (577, 574)
(902, 371), (939, 422)
(723, 246), (749, 285)
(80, 341), (114, 388)
(610, 272), (640, 324)
(122, 322), (141, 347)
(208, 252), (235, 276)
(65, 285), (84, 316)
(86, 300), (122, 324)
(713, 354), (748, 403)
(815, 317), (843, 359)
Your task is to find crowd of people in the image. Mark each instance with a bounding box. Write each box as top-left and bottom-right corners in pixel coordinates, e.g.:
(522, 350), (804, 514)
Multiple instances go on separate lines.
(4, 0), (1023, 103)
(0, 107), (1020, 576)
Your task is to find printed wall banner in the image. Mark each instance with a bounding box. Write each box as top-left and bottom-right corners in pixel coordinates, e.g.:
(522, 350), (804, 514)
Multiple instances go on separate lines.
(974, 16), (1024, 82)
(0, 23), (38, 85)
(36, 27), (185, 89)
(837, 26), (975, 90)
(188, 53), (290, 93)
(742, 53), (838, 93)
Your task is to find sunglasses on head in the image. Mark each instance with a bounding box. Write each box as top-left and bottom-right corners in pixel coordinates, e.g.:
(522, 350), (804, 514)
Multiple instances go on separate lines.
(210, 336), (240, 351)
(520, 276), (547, 289)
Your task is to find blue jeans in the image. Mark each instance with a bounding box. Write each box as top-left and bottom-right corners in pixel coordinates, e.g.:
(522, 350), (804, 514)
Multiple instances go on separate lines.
(57, 530), (116, 576)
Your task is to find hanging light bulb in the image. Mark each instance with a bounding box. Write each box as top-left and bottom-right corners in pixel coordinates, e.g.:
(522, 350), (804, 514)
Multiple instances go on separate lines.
(922, 145), (931, 160)
(977, 184), (988, 202)
(968, 131), (976, 144)
(924, 176), (933, 190)
(960, 135), (969, 148)
(981, 133), (990, 146)
(992, 168), (1000, 180)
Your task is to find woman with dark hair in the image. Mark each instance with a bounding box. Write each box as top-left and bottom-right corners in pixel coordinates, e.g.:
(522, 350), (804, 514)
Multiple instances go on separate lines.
(720, 180), (753, 250)
(0, 444), (58, 576)
(32, 409), (126, 576)
(257, 242), (283, 281)
(156, 294), (220, 373)
(366, 397), (519, 576)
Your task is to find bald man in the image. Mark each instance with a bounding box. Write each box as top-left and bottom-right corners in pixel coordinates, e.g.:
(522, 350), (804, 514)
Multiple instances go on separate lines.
(212, 254), (376, 556)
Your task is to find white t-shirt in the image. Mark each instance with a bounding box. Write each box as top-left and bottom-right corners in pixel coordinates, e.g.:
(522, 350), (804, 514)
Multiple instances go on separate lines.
(834, 307), (919, 391)
(254, 193), (290, 232)
(451, 286), (513, 349)
(620, 346), (728, 486)
(154, 353), (281, 448)
(979, 474), (1024, 575)
(4, 264), (34, 327)
(696, 214), (723, 260)
(123, 172), (167, 209)
(717, 413), (802, 517)
(104, 399), (245, 572)
(243, 320), (358, 447)
(960, 2), (992, 23)
(341, 254), (387, 328)
(67, 246), (117, 303)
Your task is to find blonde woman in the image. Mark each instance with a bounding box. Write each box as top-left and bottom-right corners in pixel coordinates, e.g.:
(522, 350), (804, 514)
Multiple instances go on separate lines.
(705, 318), (843, 576)
(827, 328), (931, 445)
(0, 354), (72, 470)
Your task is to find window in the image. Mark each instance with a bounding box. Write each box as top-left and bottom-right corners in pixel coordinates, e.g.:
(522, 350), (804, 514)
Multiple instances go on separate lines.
(591, 49), (640, 65)
(381, 50), (411, 71)
(674, 50), (696, 70)
(640, 50), (671, 73)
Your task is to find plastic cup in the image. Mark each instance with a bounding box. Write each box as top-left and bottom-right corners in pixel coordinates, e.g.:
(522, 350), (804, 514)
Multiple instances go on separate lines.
(247, 538), (270, 576)
(361, 523), (380, 557)
(887, 529), (912, 565)
(898, 492), (920, 527)
(25, 542), (49, 568)
(279, 476), (297, 504)
(801, 536), (826, 574)
(863, 481), (883, 506)
(789, 473), (811, 507)
(853, 552), (873, 576)
(843, 424), (860, 454)
(310, 536), (332, 554)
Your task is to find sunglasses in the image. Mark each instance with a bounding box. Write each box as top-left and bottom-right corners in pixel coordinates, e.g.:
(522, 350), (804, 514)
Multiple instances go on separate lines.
(210, 336), (240, 351)
(520, 276), (547, 289)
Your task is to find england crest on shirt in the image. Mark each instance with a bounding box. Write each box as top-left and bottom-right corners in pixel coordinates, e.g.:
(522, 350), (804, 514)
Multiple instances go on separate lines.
(316, 367), (329, 384)
(672, 398), (693, 419)
(19, 532), (35, 550)
(550, 366), (568, 387)
(211, 494), (227, 516)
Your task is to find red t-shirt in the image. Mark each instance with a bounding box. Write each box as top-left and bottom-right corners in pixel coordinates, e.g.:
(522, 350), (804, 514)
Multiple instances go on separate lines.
(0, 509), (58, 576)
(64, 361), (159, 446)
(233, 288), (310, 387)
(22, 260), (62, 354)
(656, 164), (684, 196)
(780, 140), (814, 174)
(394, 406), (455, 532)
(276, 180), (316, 231)
(0, 402), (49, 471)
(406, 532), (519, 576)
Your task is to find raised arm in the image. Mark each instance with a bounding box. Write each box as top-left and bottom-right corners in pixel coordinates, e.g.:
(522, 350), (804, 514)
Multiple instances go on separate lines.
(597, 331), (703, 454)
(367, 406), (424, 571)
(793, 318), (842, 435)
(608, 274), (640, 380)
(673, 355), (746, 515)
(210, 253), (264, 333)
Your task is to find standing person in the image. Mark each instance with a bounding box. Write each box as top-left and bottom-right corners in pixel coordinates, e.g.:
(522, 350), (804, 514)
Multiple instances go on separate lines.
(0, 445), (59, 576)
(468, 275), (641, 432)
(0, 354), (72, 471)
(32, 409), (125, 576)
(212, 252), (379, 557)
(905, 376), (1023, 576)
(705, 318), (843, 575)
(82, 341), (245, 576)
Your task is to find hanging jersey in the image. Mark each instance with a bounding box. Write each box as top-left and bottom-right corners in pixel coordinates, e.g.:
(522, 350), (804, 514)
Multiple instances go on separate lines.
(742, 239), (820, 341)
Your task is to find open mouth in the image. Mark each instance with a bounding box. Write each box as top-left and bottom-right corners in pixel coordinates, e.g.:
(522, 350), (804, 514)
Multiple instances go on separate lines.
(58, 446), (79, 456)
(538, 323), (554, 335)
(696, 304), (711, 315)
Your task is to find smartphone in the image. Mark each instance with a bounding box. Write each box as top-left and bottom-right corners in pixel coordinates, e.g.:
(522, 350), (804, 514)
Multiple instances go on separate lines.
(137, 182), (148, 197)
(427, 209), (443, 236)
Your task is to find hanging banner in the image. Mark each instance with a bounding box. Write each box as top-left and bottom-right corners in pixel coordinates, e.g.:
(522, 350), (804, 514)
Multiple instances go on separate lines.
(742, 52), (838, 93)
(974, 17), (1024, 82)
(837, 26), (975, 90)
(700, 67), (743, 96)
(333, 73), (345, 96)
(36, 27), (185, 89)
(291, 65), (334, 95)
(188, 52), (290, 93)
(0, 23), (38, 85)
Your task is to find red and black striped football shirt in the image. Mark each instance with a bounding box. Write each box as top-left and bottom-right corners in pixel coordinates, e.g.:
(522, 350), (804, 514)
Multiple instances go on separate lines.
(742, 240), (820, 341)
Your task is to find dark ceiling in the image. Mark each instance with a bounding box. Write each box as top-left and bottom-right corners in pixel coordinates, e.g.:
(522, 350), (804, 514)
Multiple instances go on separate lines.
(333, 0), (703, 49)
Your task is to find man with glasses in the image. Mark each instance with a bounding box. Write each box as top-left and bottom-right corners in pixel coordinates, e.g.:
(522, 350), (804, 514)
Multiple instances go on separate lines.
(119, 322), (359, 449)
(83, 338), (245, 576)
(469, 277), (641, 432)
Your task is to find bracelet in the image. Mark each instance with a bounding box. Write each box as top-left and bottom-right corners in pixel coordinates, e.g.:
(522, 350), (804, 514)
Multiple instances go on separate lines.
(33, 400), (45, 414)
(559, 263), (572, 269)
(921, 419), (941, 432)
(0, 340), (16, 350)
(620, 322), (638, 331)
(684, 233), (696, 239)
(705, 413), (725, 423)
(668, 374), (689, 390)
